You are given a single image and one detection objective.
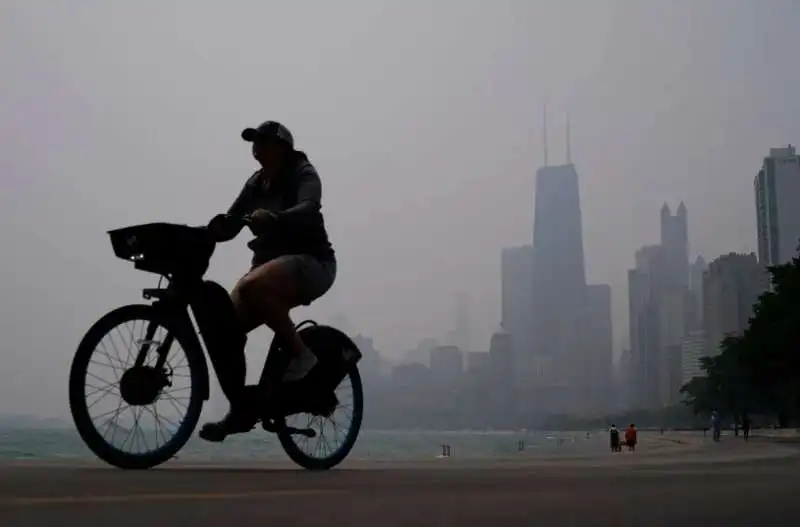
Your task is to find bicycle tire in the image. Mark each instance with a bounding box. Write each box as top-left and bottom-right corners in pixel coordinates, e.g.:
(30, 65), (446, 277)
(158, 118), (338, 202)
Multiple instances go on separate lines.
(278, 365), (364, 470)
(68, 304), (205, 469)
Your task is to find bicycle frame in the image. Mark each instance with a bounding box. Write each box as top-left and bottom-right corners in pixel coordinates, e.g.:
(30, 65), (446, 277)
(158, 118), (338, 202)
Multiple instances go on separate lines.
(131, 279), (341, 405)
(112, 220), (362, 409)
(136, 280), (213, 401)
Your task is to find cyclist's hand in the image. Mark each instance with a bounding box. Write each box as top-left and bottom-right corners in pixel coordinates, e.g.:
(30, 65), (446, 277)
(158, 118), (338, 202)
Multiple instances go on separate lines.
(248, 209), (278, 234)
(207, 214), (238, 242)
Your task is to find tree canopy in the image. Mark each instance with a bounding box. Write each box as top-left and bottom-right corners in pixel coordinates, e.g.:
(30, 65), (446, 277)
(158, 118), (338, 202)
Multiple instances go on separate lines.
(680, 252), (800, 426)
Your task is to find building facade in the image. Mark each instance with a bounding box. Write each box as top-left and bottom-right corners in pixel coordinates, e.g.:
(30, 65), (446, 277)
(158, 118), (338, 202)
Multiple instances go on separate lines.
(501, 244), (533, 386)
(530, 163), (588, 413)
(755, 145), (800, 266)
(585, 284), (614, 412)
(680, 329), (706, 386)
(628, 245), (666, 409)
(702, 253), (769, 355)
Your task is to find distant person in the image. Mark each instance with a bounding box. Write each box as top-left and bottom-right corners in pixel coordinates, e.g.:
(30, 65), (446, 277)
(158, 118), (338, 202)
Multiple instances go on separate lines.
(710, 411), (721, 442)
(625, 424), (637, 451)
(742, 413), (751, 442)
(609, 424), (621, 452)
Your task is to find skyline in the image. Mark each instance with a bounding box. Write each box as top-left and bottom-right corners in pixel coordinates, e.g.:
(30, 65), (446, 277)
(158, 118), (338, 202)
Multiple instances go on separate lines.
(3, 0), (800, 418)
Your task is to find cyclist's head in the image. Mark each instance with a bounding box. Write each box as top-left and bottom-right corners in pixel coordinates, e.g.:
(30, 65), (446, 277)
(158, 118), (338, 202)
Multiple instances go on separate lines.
(241, 121), (295, 170)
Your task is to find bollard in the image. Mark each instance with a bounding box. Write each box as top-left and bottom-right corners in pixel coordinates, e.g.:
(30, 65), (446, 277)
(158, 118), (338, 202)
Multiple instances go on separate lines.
(518, 440), (525, 452)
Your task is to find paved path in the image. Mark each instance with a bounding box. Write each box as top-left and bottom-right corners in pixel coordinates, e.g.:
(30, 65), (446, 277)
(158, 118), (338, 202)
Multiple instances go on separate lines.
(1, 439), (798, 526)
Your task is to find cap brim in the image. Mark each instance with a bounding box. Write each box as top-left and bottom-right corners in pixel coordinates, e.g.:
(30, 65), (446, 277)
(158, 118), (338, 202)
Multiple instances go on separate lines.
(241, 128), (260, 142)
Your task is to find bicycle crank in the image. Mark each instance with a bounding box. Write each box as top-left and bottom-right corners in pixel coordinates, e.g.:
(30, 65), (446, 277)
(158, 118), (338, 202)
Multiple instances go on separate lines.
(261, 420), (316, 438)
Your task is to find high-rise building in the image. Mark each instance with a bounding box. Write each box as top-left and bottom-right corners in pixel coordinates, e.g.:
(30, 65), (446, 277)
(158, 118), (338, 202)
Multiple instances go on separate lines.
(585, 284), (614, 412)
(465, 351), (491, 377)
(688, 256), (707, 331)
(661, 202), (689, 289)
(429, 345), (464, 387)
(755, 145), (800, 266)
(452, 292), (470, 351)
(501, 245), (533, 385)
(530, 163), (587, 412)
(628, 245), (666, 409)
(703, 253), (769, 355)
(627, 204), (693, 408)
(657, 288), (688, 405)
(680, 329), (706, 386)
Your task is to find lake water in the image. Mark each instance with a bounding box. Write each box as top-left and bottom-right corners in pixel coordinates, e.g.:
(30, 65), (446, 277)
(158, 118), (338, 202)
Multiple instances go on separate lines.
(0, 428), (608, 462)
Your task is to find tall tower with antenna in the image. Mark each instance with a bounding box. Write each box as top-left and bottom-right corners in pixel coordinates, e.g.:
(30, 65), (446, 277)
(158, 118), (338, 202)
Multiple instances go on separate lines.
(542, 100), (549, 167)
(531, 106), (587, 411)
(565, 113), (572, 165)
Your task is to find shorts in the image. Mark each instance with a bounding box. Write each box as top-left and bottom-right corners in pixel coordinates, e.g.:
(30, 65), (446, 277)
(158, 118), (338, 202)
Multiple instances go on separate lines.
(253, 254), (337, 306)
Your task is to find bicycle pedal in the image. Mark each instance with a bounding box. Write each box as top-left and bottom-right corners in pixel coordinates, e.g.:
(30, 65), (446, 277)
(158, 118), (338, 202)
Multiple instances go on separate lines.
(260, 420), (316, 438)
(285, 426), (316, 438)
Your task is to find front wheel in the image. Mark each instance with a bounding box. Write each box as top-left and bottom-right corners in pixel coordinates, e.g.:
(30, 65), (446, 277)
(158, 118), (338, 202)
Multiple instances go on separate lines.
(278, 365), (364, 470)
(69, 304), (205, 469)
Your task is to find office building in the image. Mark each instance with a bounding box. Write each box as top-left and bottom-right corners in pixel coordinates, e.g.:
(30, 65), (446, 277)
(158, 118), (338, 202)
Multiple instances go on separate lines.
(501, 245), (533, 380)
(680, 330), (706, 386)
(661, 202), (689, 289)
(531, 163), (587, 412)
(703, 253), (769, 355)
(755, 145), (800, 266)
(585, 284), (614, 411)
(429, 345), (464, 386)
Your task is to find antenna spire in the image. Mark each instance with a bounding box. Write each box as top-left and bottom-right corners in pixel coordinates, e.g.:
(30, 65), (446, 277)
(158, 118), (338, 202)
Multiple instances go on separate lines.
(566, 112), (572, 164)
(543, 100), (549, 167)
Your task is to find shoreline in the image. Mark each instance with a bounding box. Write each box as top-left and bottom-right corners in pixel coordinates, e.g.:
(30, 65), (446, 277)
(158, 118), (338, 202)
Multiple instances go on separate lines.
(1, 431), (795, 470)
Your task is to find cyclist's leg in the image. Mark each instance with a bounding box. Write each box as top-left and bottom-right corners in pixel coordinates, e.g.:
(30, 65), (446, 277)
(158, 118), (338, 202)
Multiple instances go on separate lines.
(198, 269), (263, 442)
(199, 256), (335, 442)
(236, 254), (336, 381)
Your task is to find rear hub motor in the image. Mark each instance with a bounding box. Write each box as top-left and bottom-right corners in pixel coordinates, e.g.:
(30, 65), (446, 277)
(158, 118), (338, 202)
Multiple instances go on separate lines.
(119, 366), (170, 406)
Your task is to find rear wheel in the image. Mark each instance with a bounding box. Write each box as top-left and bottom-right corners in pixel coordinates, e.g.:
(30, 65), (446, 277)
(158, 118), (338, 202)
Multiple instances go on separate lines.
(278, 365), (364, 470)
(68, 304), (204, 469)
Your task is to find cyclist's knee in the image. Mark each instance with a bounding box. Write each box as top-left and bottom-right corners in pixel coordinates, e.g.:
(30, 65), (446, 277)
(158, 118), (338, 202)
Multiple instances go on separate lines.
(230, 274), (274, 332)
(240, 261), (296, 305)
(236, 273), (290, 320)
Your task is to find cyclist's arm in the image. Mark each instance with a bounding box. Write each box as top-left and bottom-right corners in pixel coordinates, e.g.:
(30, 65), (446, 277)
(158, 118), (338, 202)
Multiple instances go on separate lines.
(220, 174), (259, 237)
(275, 168), (322, 226)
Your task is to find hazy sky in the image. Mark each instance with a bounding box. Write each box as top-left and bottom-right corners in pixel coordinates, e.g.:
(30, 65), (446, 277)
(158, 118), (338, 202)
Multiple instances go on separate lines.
(3, 0), (800, 417)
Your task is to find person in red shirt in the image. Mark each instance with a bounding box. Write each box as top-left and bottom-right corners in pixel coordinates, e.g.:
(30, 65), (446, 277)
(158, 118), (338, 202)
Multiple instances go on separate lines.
(625, 424), (638, 451)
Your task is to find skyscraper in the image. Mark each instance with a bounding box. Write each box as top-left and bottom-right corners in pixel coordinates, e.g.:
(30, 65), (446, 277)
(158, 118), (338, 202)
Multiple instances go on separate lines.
(755, 145), (800, 266)
(702, 253), (769, 355)
(688, 255), (707, 331)
(531, 161), (587, 411)
(627, 203), (693, 408)
(628, 245), (666, 408)
(501, 245), (533, 363)
(585, 284), (614, 412)
(660, 202), (689, 289)
(451, 292), (470, 351)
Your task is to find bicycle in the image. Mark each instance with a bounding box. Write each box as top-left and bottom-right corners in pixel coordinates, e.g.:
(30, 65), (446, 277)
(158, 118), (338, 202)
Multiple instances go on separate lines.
(68, 217), (363, 470)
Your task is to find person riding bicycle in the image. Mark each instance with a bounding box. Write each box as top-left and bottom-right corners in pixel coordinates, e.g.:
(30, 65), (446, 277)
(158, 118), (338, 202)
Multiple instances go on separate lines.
(200, 120), (337, 442)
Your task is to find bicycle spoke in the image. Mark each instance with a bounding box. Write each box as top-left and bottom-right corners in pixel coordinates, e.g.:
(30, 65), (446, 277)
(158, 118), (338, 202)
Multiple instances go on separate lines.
(285, 371), (359, 461)
(79, 316), (194, 459)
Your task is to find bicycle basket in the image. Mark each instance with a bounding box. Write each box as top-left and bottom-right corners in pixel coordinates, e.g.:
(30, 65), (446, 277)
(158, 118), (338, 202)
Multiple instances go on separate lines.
(108, 222), (215, 277)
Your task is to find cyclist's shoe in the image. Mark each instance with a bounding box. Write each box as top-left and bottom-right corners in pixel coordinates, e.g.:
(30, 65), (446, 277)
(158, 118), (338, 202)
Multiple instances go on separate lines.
(282, 347), (318, 383)
(198, 409), (257, 443)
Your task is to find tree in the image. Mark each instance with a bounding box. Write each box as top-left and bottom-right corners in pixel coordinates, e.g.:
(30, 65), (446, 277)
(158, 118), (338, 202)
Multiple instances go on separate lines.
(681, 248), (800, 425)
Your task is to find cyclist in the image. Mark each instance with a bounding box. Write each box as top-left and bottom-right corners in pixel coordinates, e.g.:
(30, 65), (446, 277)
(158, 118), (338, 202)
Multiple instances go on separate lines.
(200, 121), (337, 442)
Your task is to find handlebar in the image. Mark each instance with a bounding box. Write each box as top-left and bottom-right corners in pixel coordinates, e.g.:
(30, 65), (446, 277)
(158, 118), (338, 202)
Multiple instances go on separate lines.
(206, 213), (253, 243)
